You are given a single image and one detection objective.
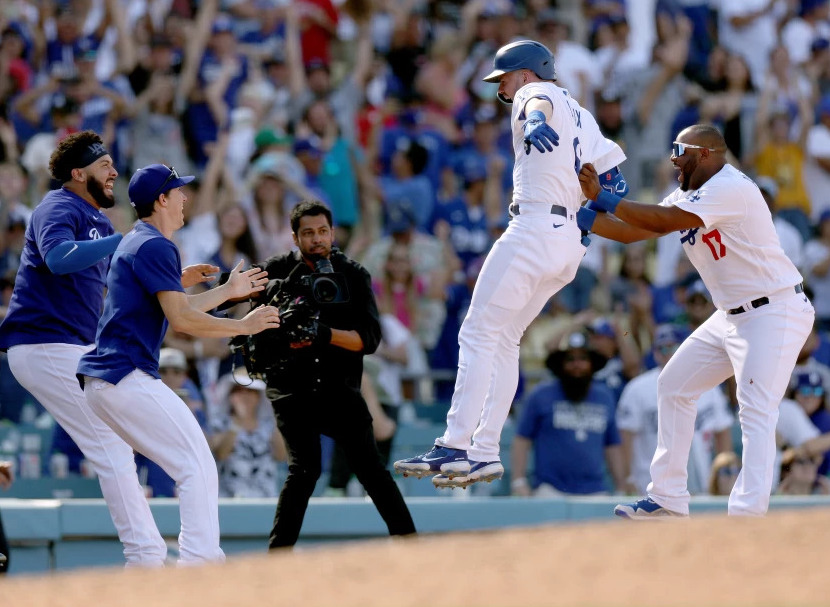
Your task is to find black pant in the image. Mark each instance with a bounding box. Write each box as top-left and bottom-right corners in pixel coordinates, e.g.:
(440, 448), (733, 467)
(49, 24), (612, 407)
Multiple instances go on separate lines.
(0, 510), (9, 574)
(269, 389), (416, 549)
(328, 403), (398, 490)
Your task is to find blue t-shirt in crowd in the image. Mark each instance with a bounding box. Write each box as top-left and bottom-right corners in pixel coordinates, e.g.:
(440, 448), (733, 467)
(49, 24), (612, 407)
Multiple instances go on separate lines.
(0, 188), (115, 349)
(78, 221), (184, 385)
(809, 408), (830, 476)
(379, 174), (434, 232)
(378, 125), (449, 194)
(428, 195), (490, 272)
(517, 379), (620, 494)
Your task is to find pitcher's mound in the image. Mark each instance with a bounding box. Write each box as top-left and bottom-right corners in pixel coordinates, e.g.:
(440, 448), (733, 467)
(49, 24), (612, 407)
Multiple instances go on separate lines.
(3, 508), (828, 606)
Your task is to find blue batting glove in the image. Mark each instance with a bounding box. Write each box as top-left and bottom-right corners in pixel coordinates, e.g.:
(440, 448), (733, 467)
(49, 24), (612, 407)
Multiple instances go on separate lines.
(577, 206), (597, 232)
(522, 110), (559, 155)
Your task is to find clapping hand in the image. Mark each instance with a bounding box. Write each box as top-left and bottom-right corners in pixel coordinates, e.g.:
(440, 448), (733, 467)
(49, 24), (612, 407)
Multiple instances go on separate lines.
(522, 110), (559, 155)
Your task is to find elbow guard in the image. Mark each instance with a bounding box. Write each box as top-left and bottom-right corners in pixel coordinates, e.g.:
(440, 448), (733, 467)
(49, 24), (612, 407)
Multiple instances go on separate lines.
(599, 165), (629, 198)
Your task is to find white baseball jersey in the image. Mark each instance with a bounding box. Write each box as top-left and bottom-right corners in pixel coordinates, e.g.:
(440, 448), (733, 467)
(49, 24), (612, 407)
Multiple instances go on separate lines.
(512, 82), (625, 213)
(617, 367), (734, 494)
(660, 164), (803, 311)
(434, 83), (625, 462)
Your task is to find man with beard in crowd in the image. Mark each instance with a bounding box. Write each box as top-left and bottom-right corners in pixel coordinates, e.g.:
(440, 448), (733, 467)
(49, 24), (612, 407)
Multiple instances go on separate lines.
(510, 330), (625, 496)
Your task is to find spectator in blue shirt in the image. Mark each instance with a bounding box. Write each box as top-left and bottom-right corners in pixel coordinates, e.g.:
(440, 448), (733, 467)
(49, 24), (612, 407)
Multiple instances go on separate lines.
(510, 330), (625, 496)
(379, 139), (434, 233)
(790, 371), (830, 476)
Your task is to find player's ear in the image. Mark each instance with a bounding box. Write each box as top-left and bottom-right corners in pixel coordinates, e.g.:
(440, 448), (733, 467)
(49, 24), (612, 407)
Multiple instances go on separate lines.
(70, 167), (86, 183)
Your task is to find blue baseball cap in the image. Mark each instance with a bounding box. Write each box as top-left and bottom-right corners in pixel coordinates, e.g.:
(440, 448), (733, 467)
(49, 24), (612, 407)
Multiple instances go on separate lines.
(293, 137), (323, 157)
(686, 279), (712, 302)
(128, 164), (195, 210)
(588, 317), (615, 339)
(653, 324), (687, 349)
(386, 202), (416, 234)
(212, 14), (234, 35)
(794, 371), (824, 393)
(459, 155), (488, 186)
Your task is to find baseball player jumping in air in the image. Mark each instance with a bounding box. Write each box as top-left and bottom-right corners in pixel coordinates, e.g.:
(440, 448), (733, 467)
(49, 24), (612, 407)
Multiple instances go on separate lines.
(394, 40), (629, 489)
(77, 164), (280, 564)
(578, 124), (815, 518)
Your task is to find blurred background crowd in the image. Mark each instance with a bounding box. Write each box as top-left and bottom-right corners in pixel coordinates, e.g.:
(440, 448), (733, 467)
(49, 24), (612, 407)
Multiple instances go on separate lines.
(2, 0), (830, 501)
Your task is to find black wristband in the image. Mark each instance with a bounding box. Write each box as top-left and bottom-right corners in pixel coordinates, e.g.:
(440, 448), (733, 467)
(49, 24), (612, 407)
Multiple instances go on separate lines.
(314, 323), (332, 347)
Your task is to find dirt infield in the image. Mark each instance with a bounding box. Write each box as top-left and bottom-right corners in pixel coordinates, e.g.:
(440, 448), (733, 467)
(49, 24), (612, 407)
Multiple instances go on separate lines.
(2, 508), (829, 607)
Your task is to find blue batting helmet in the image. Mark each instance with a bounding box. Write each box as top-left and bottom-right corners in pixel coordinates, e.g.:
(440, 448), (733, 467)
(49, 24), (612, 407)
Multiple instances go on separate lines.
(482, 40), (557, 84)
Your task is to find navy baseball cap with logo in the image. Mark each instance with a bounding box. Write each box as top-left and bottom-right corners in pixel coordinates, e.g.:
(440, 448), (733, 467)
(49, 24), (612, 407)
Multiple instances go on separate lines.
(794, 371), (824, 394)
(128, 164), (195, 211)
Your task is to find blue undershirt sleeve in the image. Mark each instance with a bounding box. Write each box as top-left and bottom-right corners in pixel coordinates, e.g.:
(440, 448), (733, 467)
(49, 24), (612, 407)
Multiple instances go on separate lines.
(45, 233), (123, 275)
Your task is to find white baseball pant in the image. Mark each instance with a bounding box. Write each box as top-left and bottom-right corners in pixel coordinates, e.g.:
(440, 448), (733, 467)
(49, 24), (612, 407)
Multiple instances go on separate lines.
(84, 370), (225, 564)
(8, 343), (167, 567)
(436, 207), (585, 462)
(648, 291), (814, 516)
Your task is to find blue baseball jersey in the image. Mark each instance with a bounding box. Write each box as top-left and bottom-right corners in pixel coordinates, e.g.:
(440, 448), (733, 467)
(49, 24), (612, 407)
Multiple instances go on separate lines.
(0, 188), (115, 349)
(77, 222), (184, 385)
(517, 379), (620, 494)
(428, 195), (491, 271)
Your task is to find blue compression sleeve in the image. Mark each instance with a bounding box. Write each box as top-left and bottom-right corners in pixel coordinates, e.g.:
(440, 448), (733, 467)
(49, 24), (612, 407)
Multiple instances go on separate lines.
(45, 233), (123, 275)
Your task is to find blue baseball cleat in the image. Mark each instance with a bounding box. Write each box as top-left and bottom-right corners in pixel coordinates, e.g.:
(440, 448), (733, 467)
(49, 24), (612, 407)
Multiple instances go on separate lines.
(432, 461), (505, 489)
(393, 445), (470, 479)
(614, 497), (686, 520)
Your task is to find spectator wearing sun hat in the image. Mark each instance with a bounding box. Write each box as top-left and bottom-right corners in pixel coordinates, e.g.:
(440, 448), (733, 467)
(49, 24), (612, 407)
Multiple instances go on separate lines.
(208, 371), (286, 498)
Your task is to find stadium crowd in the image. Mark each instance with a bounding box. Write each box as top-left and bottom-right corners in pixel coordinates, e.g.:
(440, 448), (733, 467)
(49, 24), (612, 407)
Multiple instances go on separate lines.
(1, 0), (830, 500)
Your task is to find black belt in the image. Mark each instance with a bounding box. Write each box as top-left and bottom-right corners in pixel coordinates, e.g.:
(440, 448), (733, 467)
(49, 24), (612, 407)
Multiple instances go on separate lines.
(509, 202), (568, 217)
(728, 284), (804, 315)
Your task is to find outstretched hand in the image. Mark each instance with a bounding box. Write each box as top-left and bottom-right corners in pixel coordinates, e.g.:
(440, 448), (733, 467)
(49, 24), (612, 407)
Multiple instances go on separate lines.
(522, 110), (559, 155)
(241, 305), (281, 335)
(181, 263), (221, 288)
(224, 260), (270, 300)
(578, 163), (601, 201)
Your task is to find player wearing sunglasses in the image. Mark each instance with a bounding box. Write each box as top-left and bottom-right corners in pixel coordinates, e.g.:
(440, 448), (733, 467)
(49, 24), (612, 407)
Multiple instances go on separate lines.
(577, 123), (815, 519)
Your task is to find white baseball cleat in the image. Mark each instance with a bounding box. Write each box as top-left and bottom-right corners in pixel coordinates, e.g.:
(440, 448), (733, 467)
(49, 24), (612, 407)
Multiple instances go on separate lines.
(432, 461), (504, 489)
(614, 497), (687, 520)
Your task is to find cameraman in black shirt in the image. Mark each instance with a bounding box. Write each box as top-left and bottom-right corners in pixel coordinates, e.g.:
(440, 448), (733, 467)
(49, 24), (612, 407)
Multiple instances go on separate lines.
(256, 200), (416, 548)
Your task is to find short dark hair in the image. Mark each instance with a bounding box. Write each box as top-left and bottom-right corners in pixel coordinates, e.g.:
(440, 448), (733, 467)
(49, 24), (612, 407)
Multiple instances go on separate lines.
(49, 130), (104, 183)
(135, 201), (155, 219)
(406, 141), (429, 176)
(290, 200), (332, 234)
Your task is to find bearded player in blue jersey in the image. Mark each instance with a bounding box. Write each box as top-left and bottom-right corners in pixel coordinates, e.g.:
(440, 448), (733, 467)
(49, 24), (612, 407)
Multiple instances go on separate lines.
(0, 131), (218, 567)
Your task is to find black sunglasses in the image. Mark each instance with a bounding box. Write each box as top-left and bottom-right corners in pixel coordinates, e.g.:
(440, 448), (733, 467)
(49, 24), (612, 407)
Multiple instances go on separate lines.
(152, 166), (179, 199)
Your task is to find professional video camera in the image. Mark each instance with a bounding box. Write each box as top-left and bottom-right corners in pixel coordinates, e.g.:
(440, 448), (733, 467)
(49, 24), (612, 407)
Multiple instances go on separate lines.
(229, 256), (350, 379)
(301, 256), (350, 305)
